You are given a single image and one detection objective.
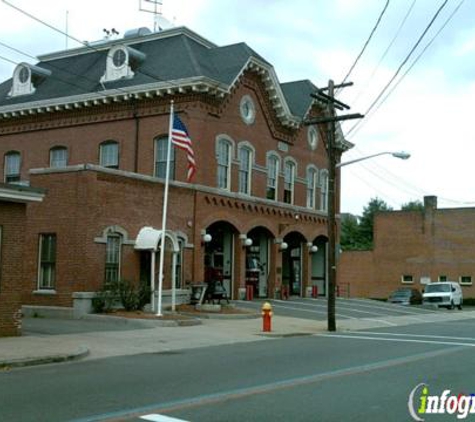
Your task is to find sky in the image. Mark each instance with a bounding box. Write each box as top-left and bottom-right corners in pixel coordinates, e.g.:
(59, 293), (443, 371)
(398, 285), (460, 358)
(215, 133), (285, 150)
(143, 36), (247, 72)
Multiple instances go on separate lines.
(0, 0), (474, 215)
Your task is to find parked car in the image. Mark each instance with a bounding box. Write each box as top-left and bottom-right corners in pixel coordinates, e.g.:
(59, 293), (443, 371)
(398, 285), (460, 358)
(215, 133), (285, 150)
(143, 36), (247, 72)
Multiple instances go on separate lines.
(422, 282), (463, 310)
(388, 288), (422, 305)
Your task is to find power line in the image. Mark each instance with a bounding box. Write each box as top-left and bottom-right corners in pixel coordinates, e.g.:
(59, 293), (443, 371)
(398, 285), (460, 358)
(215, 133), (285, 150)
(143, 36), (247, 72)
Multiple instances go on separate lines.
(347, 0), (466, 139)
(345, 144), (475, 206)
(0, 53), (17, 66)
(349, 0), (417, 105)
(338, 0), (391, 92)
(345, 0), (450, 137)
(0, 0), (187, 92)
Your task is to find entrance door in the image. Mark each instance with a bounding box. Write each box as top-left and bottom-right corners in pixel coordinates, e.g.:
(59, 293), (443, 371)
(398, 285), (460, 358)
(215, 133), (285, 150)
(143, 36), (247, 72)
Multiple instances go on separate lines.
(290, 256), (301, 296)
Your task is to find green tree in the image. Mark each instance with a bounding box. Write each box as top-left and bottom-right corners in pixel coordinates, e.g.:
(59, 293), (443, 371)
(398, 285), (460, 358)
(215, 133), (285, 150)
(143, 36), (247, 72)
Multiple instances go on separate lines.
(340, 213), (362, 250)
(341, 197), (392, 250)
(401, 200), (424, 211)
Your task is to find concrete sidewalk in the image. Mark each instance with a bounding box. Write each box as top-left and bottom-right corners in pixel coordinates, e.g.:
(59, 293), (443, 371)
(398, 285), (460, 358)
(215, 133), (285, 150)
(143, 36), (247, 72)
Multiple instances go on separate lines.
(0, 314), (326, 368)
(3, 309), (475, 369)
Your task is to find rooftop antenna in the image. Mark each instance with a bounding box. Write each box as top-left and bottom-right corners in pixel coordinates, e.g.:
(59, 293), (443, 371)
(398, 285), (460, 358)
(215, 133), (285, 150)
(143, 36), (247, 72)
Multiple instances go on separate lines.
(139, 0), (173, 32)
(65, 10), (69, 49)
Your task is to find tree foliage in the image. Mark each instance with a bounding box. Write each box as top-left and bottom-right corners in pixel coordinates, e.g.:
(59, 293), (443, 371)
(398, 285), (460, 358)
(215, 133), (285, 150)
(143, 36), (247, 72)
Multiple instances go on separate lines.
(340, 197), (392, 251)
(401, 200), (424, 211)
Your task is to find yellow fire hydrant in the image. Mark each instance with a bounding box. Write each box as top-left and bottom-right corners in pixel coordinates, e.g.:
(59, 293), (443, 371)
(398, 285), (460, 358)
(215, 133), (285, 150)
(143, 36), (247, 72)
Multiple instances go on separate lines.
(261, 301), (273, 332)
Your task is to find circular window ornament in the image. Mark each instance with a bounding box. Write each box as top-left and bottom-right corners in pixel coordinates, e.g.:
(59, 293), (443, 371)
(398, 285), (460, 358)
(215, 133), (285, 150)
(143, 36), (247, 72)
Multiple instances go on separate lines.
(112, 49), (127, 68)
(308, 126), (319, 150)
(240, 95), (256, 125)
(18, 66), (30, 84)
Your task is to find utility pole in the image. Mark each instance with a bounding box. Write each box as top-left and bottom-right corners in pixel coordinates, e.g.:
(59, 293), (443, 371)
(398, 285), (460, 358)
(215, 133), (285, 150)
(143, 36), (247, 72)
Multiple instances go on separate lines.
(305, 79), (363, 332)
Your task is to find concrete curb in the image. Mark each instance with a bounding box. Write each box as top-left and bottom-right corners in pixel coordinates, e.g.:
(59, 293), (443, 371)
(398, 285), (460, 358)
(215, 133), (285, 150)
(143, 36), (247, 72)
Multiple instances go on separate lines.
(81, 313), (202, 327)
(180, 311), (260, 320)
(0, 345), (89, 369)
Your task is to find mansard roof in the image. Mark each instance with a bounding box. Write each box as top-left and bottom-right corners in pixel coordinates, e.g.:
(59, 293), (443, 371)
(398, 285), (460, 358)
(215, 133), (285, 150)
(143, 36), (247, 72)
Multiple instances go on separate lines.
(0, 26), (326, 129)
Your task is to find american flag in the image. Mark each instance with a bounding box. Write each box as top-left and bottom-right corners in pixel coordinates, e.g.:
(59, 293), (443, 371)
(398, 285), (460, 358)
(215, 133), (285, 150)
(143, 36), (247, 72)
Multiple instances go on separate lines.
(171, 114), (196, 182)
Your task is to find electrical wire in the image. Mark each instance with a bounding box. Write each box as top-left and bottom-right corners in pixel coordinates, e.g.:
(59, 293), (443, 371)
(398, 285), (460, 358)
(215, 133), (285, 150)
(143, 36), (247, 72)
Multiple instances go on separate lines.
(0, 0), (198, 93)
(349, 0), (418, 105)
(337, 0), (391, 92)
(347, 0), (466, 139)
(345, 0), (450, 138)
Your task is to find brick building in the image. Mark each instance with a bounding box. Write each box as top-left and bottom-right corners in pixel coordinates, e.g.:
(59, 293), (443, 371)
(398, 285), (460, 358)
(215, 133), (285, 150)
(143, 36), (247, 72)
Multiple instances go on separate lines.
(0, 26), (350, 310)
(0, 184), (44, 336)
(338, 196), (475, 299)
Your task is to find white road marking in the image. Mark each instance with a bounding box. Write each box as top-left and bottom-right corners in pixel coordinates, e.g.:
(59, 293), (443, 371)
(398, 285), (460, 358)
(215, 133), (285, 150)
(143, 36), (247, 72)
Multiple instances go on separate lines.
(269, 302), (358, 319)
(140, 414), (189, 422)
(360, 318), (397, 326)
(350, 331), (475, 342)
(318, 333), (475, 347)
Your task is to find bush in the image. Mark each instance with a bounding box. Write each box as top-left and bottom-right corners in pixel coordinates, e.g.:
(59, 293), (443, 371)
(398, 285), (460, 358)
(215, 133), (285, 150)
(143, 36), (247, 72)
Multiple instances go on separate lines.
(118, 279), (151, 311)
(92, 284), (118, 313)
(93, 279), (151, 313)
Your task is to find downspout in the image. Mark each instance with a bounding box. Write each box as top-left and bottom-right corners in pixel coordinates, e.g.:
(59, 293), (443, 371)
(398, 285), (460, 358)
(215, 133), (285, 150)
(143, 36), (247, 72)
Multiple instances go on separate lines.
(133, 101), (139, 173)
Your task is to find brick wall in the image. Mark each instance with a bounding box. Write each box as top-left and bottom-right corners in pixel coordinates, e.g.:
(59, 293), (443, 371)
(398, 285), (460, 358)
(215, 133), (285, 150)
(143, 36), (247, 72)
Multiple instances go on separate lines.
(339, 200), (475, 299)
(0, 202), (27, 336)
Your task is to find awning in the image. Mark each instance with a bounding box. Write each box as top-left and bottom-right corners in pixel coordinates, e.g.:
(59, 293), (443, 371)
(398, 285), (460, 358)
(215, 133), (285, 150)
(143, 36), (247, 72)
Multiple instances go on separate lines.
(134, 226), (179, 253)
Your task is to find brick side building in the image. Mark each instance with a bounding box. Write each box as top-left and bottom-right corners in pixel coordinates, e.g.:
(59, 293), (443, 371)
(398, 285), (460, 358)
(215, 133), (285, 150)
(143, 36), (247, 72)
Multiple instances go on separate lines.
(338, 196), (475, 299)
(0, 27), (351, 310)
(0, 185), (44, 336)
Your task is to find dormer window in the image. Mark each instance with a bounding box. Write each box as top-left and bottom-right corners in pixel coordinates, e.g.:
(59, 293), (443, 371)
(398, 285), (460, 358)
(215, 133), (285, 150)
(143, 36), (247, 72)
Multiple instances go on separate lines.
(101, 45), (145, 83)
(9, 63), (51, 98)
(113, 49), (126, 67)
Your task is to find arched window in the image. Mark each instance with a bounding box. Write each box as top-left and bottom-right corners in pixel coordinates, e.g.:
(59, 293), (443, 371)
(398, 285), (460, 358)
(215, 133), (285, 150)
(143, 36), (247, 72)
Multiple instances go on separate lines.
(266, 153), (280, 201)
(320, 170), (329, 213)
(50, 146), (68, 168)
(283, 159), (296, 204)
(99, 141), (119, 169)
(307, 166), (318, 209)
(4, 151), (21, 183)
(216, 138), (232, 190)
(238, 144), (253, 195)
(154, 136), (175, 179)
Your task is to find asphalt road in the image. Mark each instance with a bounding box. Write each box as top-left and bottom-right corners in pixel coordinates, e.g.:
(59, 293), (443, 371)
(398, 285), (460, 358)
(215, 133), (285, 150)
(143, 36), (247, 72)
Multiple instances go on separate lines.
(3, 318), (475, 422)
(237, 297), (463, 321)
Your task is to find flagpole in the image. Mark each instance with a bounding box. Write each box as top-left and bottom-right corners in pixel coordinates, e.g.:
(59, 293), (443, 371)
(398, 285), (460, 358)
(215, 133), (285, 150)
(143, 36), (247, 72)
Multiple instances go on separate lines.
(157, 100), (174, 316)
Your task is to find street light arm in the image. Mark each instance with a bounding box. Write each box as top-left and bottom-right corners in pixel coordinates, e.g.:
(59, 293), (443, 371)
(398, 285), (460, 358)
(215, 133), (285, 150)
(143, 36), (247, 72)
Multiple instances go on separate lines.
(336, 151), (410, 168)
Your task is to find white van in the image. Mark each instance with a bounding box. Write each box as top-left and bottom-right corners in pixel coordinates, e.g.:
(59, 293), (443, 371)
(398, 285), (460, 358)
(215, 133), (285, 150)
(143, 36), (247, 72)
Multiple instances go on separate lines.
(422, 282), (463, 310)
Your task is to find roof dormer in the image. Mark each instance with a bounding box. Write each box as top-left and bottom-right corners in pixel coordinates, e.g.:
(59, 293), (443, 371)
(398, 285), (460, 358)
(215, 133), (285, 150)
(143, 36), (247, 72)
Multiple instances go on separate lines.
(9, 63), (51, 98)
(100, 45), (146, 83)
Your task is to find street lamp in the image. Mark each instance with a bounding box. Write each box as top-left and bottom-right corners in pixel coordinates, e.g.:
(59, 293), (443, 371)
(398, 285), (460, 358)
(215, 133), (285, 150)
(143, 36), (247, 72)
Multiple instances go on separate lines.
(336, 151), (410, 168)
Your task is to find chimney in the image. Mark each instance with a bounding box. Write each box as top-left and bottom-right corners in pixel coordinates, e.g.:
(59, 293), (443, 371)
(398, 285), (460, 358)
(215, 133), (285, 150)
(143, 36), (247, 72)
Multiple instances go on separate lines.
(424, 196), (437, 211)
(423, 196), (437, 236)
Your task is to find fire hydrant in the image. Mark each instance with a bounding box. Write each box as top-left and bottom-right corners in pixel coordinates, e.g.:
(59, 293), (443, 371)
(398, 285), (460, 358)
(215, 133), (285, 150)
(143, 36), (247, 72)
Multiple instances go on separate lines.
(261, 301), (273, 332)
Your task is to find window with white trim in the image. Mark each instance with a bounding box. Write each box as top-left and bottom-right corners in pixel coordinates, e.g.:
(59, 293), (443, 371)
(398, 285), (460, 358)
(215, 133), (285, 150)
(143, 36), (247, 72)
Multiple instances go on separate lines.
(50, 146), (68, 168)
(100, 45), (145, 83)
(283, 160), (295, 204)
(266, 154), (279, 201)
(320, 170), (329, 212)
(460, 276), (472, 285)
(105, 233), (122, 285)
(99, 141), (119, 169)
(154, 137), (175, 179)
(4, 151), (21, 183)
(38, 234), (56, 290)
(217, 139), (232, 190)
(306, 167), (318, 209)
(238, 146), (252, 195)
(401, 274), (413, 284)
